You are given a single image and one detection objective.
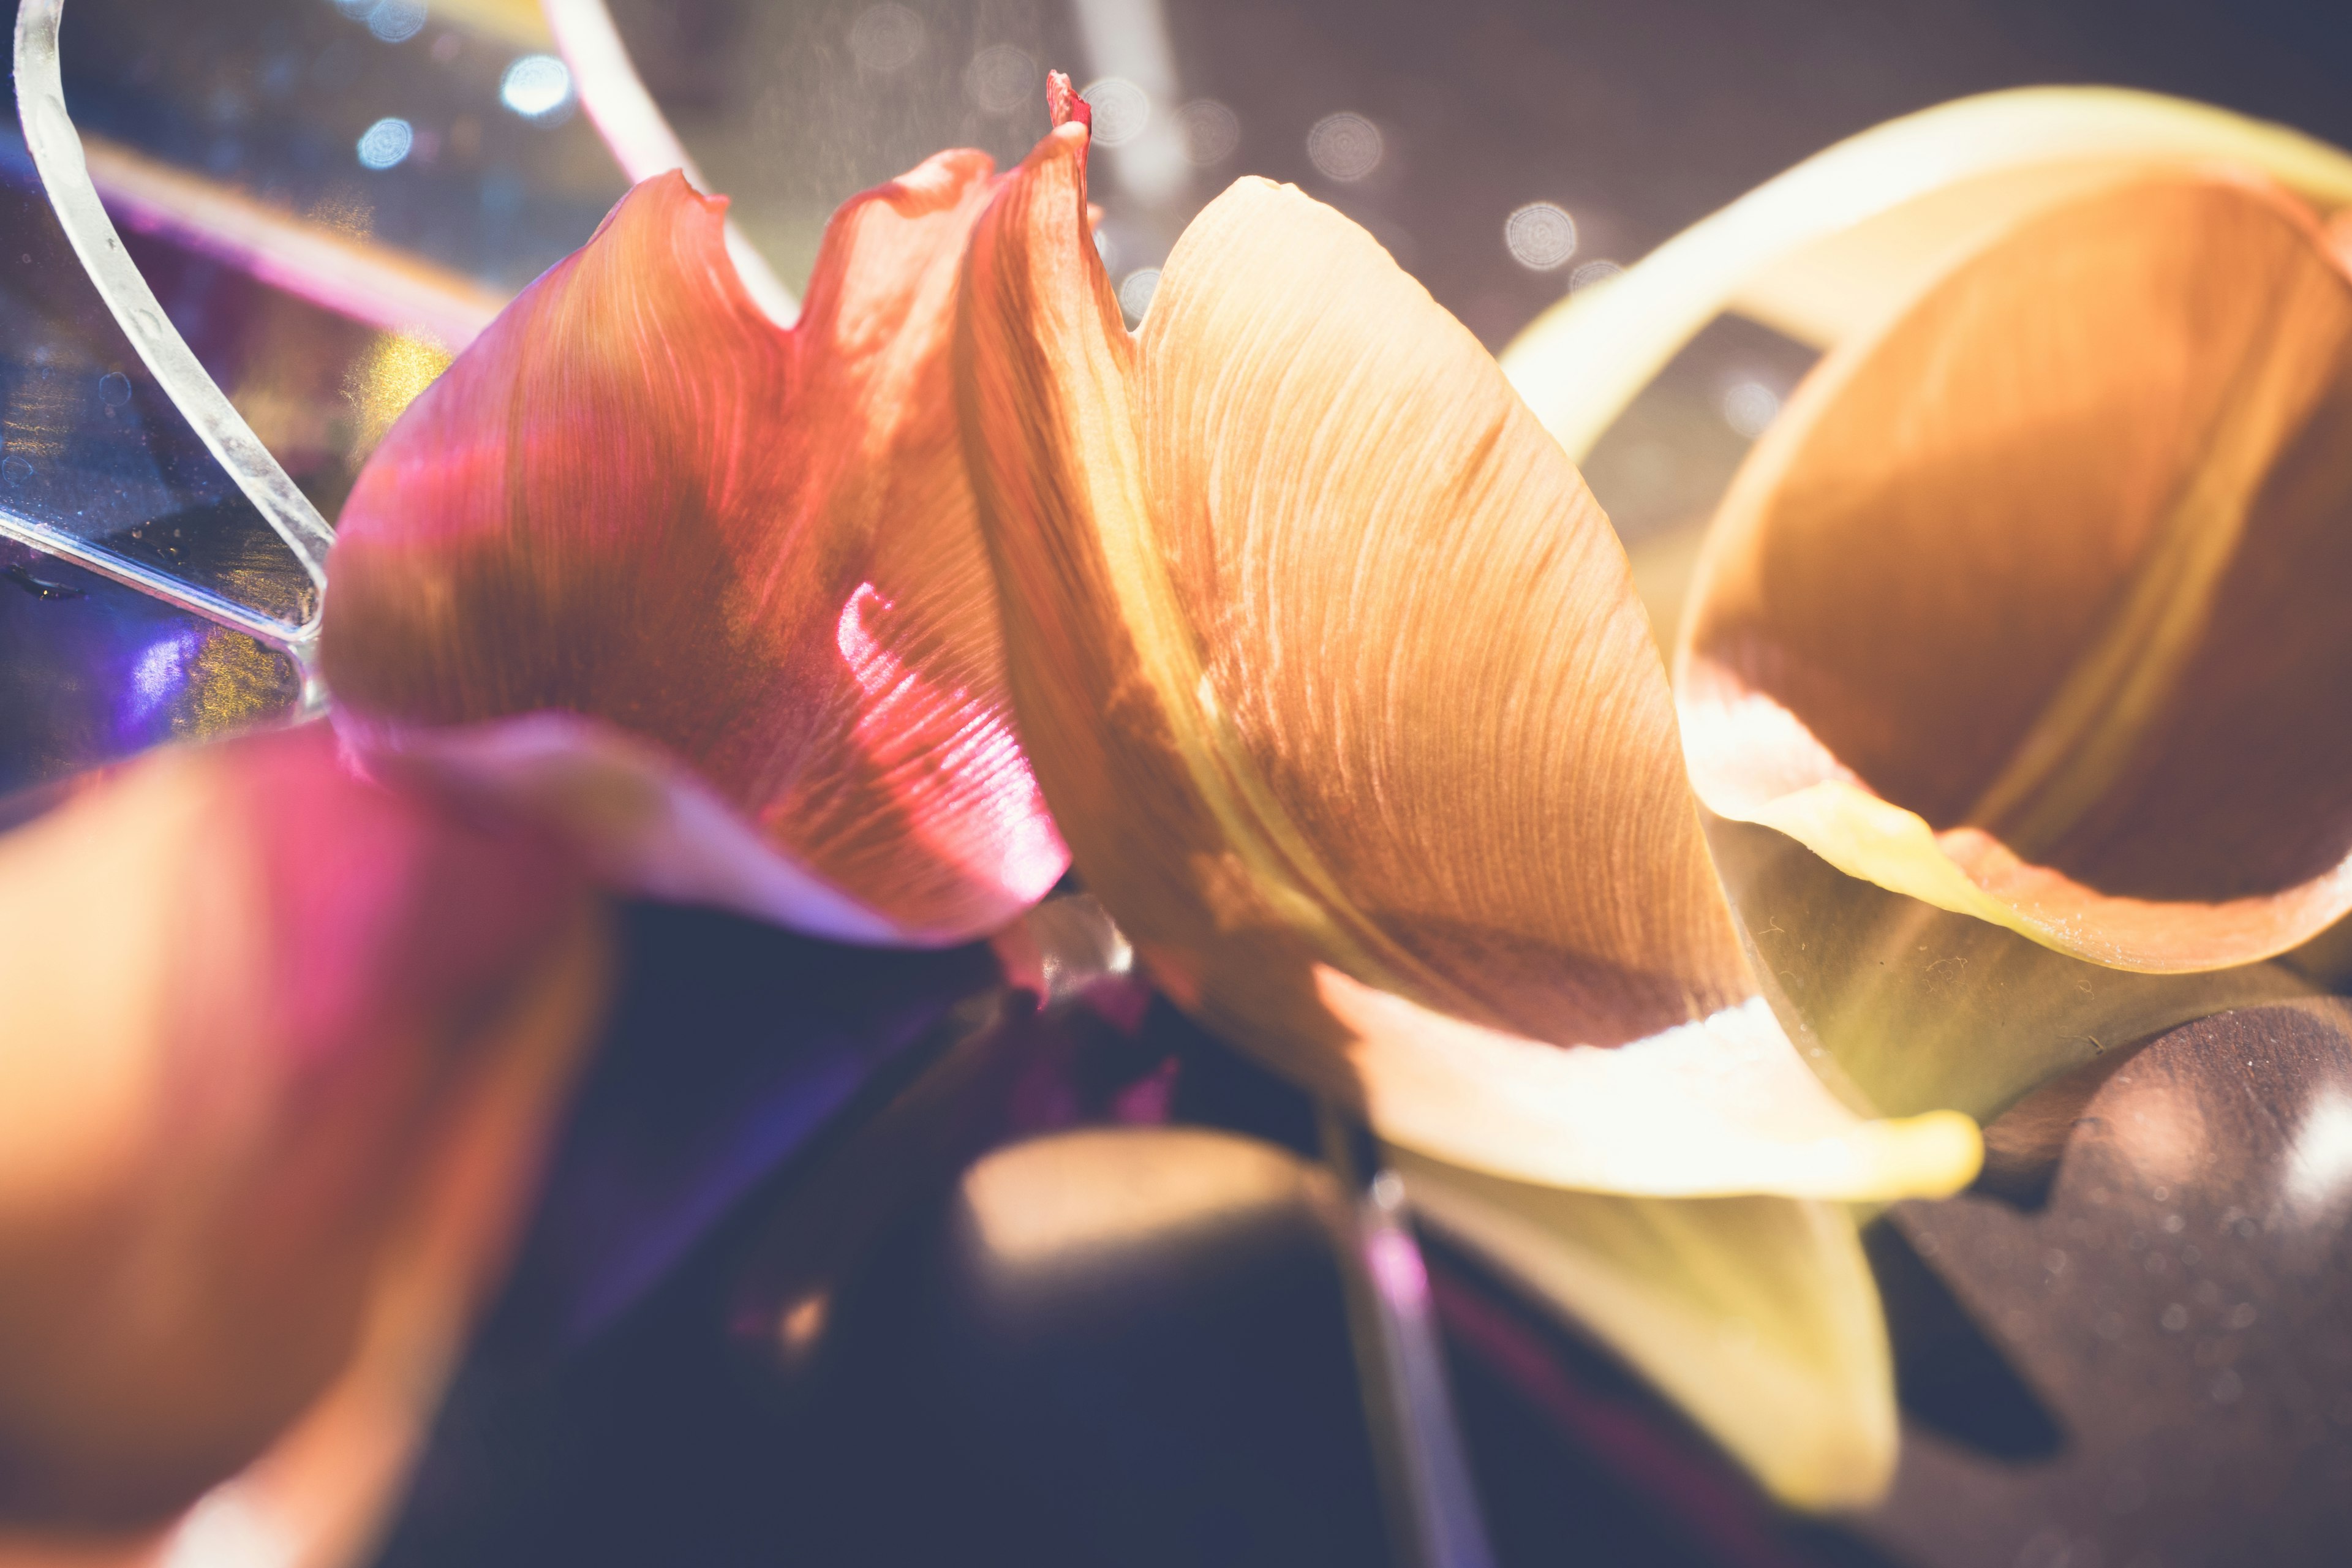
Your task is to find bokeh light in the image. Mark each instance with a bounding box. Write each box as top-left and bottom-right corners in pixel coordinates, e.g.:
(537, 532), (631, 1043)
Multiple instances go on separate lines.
(1504, 202), (1578, 270)
(499, 55), (574, 119)
(1569, 258), (1624, 292)
(964, 44), (1036, 115)
(1306, 112), (1382, 181)
(1082, 77), (1152, 148)
(355, 116), (413, 170)
(848, 4), (925, 73)
(1118, 268), (1162, 322)
(1721, 379), (1782, 439)
(1177, 99), (1239, 166)
(364, 0), (426, 43)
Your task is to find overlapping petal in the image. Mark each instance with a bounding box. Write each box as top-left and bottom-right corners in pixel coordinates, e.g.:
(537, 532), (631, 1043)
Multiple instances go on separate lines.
(0, 723), (606, 1530)
(1679, 172), (2352, 973)
(1396, 1151), (1894, 1510)
(323, 160), (1066, 948)
(954, 111), (1977, 1204)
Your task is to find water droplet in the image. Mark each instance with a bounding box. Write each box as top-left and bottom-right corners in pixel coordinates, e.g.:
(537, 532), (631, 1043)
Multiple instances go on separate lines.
(1, 454), (32, 485)
(134, 306), (165, 340)
(2160, 1302), (2188, 1331)
(98, 370), (132, 406)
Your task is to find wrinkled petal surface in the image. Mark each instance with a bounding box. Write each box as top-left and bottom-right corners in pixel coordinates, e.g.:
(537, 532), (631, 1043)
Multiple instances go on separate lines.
(0, 723), (607, 1527)
(958, 121), (1978, 1200)
(1681, 173), (2352, 973)
(324, 163), (1066, 946)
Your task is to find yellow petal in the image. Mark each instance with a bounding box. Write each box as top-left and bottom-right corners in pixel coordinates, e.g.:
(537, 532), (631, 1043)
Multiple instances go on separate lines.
(1395, 1148), (1896, 1510)
(959, 123), (1977, 1199)
(1500, 86), (2352, 464)
(1681, 173), (2352, 972)
(1707, 811), (2328, 1126)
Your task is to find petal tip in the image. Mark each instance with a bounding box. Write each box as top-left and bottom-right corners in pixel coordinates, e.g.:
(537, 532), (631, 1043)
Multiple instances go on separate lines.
(1046, 69), (1091, 133)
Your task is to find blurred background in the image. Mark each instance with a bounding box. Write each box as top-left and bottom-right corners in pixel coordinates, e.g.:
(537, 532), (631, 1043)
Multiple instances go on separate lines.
(8, 2), (2352, 1565)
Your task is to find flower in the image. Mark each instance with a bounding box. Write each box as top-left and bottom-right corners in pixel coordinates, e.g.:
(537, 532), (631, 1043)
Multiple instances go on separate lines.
(322, 159), (1066, 949)
(957, 86), (1975, 1208)
(952, 78), (1977, 1507)
(1678, 169), (2352, 975)
(0, 723), (606, 1534)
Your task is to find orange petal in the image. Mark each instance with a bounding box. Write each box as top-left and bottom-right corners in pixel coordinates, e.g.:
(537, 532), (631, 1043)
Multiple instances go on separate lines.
(0, 723), (607, 1528)
(323, 162), (1066, 947)
(957, 121), (1978, 1201)
(1680, 172), (2352, 971)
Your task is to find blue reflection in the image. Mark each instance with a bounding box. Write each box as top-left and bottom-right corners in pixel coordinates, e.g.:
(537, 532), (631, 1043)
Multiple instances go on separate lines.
(357, 115), (415, 170)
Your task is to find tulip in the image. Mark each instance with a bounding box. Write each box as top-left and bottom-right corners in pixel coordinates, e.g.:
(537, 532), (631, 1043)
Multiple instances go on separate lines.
(954, 80), (1980, 1504)
(0, 722), (607, 1550)
(322, 157), (1066, 948)
(1676, 170), (2352, 976)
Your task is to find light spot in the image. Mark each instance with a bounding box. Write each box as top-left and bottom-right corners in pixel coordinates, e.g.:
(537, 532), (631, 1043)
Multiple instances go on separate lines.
(1365, 1225), (1429, 1308)
(1082, 77), (1151, 147)
(848, 4), (924, 72)
(159, 1488), (294, 1568)
(500, 55), (573, 119)
(355, 116), (413, 169)
(1722, 379), (1781, 439)
(129, 631), (197, 722)
(2159, 1302), (2188, 1332)
(1505, 202), (1577, 270)
(344, 330), (453, 457)
(366, 0), (426, 43)
(1117, 267), (1161, 323)
(2286, 1088), (2352, 1219)
(778, 1292), (829, 1360)
(1177, 99), (1238, 165)
(963, 44), (1036, 113)
(1569, 258), (1623, 292)
(1306, 111), (1382, 181)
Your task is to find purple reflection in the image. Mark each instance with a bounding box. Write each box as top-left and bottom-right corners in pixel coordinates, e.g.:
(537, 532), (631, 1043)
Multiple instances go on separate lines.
(0, 540), (301, 801)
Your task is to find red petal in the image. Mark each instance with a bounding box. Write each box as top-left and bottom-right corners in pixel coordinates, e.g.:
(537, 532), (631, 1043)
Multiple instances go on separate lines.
(322, 161), (1066, 946)
(0, 723), (605, 1525)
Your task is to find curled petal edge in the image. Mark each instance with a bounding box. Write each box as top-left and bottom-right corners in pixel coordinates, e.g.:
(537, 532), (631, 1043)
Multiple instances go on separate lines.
(1501, 86), (2352, 462)
(336, 711), (929, 947)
